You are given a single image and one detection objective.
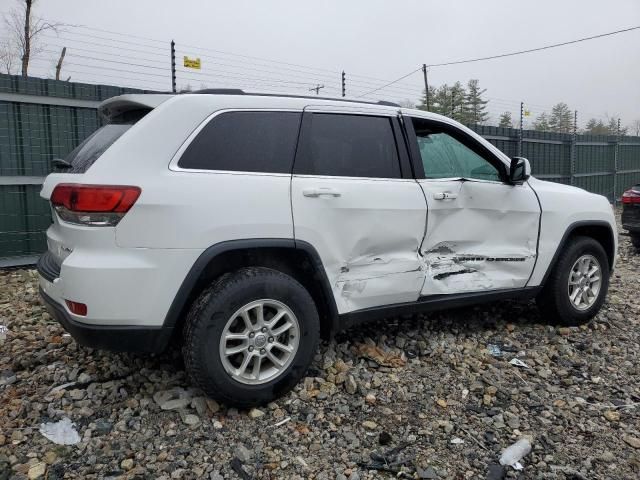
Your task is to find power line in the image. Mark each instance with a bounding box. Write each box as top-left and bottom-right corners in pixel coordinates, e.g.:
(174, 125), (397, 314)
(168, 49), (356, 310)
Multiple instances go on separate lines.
(355, 67), (423, 98)
(426, 25), (640, 67)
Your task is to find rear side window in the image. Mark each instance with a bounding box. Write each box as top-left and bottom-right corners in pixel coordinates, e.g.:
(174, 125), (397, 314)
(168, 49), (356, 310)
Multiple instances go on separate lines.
(178, 111), (302, 173)
(64, 109), (149, 173)
(294, 113), (401, 178)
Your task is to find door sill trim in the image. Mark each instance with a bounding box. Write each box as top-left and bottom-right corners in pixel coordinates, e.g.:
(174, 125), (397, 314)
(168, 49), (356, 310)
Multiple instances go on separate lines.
(338, 286), (541, 332)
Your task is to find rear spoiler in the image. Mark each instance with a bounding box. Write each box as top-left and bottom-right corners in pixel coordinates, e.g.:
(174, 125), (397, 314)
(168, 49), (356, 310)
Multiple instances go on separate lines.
(98, 94), (174, 120)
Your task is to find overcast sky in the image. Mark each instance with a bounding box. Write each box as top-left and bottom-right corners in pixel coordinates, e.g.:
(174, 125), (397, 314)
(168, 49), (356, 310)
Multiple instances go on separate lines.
(4, 0), (640, 127)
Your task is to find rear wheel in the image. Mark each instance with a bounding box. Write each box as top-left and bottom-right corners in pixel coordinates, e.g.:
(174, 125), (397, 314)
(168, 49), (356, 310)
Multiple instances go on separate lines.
(630, 234), (640, 250)
(536, 236), (609, 326)
(182, 267), (320, 407)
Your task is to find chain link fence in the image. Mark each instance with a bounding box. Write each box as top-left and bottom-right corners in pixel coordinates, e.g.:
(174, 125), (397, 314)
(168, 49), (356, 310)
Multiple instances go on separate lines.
(1, 73), (639, 266)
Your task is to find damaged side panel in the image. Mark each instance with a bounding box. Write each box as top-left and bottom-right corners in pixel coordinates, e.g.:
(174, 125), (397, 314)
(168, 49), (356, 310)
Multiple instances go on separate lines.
(291, 176), (428, 313)
(418, 179), (540, 297)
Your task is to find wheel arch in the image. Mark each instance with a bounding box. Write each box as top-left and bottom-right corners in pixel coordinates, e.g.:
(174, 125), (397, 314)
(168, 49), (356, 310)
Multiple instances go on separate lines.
(163, 239), (339, 340)
(540, 220), (616, 286)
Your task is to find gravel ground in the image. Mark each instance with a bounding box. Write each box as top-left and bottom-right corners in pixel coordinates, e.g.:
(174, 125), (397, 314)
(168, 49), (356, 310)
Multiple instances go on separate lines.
(1, 227), (639, 480)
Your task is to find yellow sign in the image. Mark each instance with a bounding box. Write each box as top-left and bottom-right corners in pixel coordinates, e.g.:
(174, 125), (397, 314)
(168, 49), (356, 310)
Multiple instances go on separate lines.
(183, 56), (201, 69)
(524, 109), (531, 117)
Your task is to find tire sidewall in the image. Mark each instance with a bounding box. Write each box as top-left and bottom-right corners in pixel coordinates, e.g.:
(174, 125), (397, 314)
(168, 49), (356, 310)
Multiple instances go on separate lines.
(555, 238), (610, 323)
(190, 270), (319, 405)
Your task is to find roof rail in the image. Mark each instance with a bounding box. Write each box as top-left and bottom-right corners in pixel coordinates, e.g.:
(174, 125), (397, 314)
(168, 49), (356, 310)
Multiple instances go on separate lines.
(188, 88), (401, 108)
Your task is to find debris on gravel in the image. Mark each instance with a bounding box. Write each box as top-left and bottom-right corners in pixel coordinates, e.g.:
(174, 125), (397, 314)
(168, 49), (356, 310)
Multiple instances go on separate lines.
(1, 221), (639, 479)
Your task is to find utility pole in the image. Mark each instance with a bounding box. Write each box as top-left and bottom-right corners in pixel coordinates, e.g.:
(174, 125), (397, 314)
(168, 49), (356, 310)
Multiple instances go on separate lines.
(170, 40), (177, 93)
(518, 102), (524, 157)
(422, 64), (430, 110)
(341, 71), (346, 97)
(310, 84), (324, 95)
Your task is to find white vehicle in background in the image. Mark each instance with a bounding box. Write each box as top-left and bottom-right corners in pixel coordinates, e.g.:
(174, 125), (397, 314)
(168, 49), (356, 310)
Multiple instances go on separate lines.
(37, 90), (617, 406)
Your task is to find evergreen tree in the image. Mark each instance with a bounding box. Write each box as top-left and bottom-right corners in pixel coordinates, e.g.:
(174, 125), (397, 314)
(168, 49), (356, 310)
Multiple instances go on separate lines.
(533, 112), (550, 131)
(449, 81), (467, 122)
(417, 85), (437, 112)
(465, 79), (488, 125)
(584, 118), (608, 135)
(430, 84), (451, 116)
(548, 102), (573, 133)
(606, 117), (627, 135)
(584, 117), (628, 135)
(498, 111), (513, 128)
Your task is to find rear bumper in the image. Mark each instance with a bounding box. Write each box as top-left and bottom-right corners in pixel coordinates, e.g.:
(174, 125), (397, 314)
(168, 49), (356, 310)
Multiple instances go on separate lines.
(39, 287), (173, 353)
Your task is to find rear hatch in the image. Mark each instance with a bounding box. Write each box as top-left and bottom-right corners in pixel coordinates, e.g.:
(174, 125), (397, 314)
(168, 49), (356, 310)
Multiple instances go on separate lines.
(39, 94), (171, 268)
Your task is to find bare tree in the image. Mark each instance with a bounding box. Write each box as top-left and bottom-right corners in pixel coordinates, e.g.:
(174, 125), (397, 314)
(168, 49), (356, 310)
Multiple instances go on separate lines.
(630, 119), (640, 137)
(3, 0), (62, 77)
(0, 38), (17, 74)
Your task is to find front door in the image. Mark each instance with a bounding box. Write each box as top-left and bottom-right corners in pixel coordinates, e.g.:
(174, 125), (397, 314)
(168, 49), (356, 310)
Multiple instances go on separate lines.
(291, 109), (427, 313)
(405, 116), (541, 296)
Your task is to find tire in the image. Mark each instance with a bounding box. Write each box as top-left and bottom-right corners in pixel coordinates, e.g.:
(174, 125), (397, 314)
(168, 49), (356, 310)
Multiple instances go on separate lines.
(182, 267), (320, 407)
(536, 236), (610, 326)
(631, 234), (640, 250)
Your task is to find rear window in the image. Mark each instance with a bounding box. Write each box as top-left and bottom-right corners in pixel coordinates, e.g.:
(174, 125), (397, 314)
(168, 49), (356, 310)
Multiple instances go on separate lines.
(177, 111), (302, 173)
(63, 109), (149, 173)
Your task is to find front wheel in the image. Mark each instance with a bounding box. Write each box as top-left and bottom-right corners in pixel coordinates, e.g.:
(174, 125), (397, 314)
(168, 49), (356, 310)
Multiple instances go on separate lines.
(183, 267), (320, 407)
(536, 236), (610, 326)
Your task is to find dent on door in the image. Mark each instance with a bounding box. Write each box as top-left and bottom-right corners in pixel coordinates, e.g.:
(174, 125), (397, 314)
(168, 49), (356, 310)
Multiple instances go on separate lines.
(419, 181), (540, 296)
(334, 233), (425, 310)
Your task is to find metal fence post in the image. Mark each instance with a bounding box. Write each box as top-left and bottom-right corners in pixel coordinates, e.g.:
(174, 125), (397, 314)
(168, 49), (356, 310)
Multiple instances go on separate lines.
(613, 118), (620, 204)
(518, 102), (523, 157)
(570, 110), (577, 186)
(170, 40), (177, 93)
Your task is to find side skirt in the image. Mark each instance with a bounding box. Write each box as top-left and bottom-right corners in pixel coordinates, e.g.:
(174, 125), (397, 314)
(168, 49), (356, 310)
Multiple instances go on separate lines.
(337, 286), (541, 332)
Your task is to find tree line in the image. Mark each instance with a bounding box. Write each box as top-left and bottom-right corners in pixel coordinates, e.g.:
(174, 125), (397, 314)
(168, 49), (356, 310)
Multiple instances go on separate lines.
(414, 79), (489, 125)
(409, 79), (638, 136)
(499, 102), (632, 136)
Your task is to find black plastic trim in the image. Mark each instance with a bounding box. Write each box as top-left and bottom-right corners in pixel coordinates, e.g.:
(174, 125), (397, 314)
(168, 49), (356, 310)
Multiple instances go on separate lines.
(39, 288), (173, 353)
(391, 116), (413, 179)
(293, 240), (340, 332)
(36, 252), (61, 283)
(162, 238), (339, 332)
(538, 220), (615, 287)
(339, 287), (541, 331)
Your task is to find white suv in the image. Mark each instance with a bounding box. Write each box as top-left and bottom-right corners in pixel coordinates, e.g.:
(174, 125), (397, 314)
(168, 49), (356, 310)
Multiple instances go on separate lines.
(37, 91), (617, 406)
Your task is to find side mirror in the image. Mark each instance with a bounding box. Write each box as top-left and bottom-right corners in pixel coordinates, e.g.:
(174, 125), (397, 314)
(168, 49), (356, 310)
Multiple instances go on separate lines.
(509, 157), (531, 184)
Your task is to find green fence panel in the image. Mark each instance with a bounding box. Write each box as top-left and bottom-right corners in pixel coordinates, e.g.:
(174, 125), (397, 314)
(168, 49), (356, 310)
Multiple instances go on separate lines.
(1, 72), (640, 264)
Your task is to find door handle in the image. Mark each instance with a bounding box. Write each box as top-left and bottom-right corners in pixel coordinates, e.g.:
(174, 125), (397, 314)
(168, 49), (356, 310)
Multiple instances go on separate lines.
(303, 187), (341, 198)
(433, 192), (458, 200)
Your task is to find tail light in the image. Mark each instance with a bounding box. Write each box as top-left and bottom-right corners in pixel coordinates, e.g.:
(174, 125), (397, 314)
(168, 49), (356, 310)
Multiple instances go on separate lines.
(51, 184), (141, 226)
(622, 188), (640, 204)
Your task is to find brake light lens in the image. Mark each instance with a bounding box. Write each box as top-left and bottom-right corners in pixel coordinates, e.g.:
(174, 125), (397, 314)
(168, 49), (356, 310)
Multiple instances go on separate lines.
(622, 188), (640, 204)
(50, 184), (141, 226)
(65, 300), (87, 316)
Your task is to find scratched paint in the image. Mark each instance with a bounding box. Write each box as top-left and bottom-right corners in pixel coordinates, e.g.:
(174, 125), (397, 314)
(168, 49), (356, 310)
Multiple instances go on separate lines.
(421, 241), (537, 295)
